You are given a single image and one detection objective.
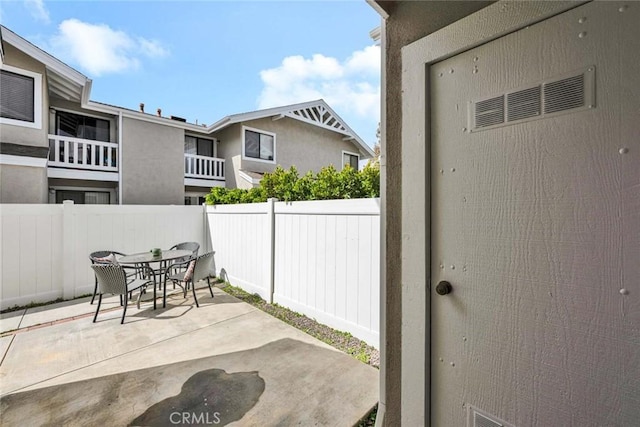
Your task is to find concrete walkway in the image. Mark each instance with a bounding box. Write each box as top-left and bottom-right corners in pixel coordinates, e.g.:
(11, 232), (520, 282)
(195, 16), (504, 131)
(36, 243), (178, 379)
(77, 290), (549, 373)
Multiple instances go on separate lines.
(0, 286), (378, 426)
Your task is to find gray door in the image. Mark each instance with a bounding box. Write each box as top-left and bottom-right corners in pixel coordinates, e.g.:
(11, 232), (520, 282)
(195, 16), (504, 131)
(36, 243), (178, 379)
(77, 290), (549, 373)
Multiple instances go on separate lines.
(429, 2), (639, 426)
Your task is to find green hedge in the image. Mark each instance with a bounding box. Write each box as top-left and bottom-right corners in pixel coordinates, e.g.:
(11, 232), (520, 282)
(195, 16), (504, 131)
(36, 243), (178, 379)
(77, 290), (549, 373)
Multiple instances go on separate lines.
(206, 164), (380, 205)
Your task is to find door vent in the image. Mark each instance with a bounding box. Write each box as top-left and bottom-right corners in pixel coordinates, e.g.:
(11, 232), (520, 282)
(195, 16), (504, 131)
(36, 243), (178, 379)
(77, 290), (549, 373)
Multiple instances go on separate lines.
(470, 66), (595, 132)
(543, 74), (584, 114)
(468, 406), (515, 427)
(507, 86), (540, 122)
(475, 95), (505, 128)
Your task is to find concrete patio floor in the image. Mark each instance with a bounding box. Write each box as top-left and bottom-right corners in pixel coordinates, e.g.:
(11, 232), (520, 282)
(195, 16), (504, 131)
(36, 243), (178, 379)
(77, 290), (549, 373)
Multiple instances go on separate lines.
(0, 285), (378, 426)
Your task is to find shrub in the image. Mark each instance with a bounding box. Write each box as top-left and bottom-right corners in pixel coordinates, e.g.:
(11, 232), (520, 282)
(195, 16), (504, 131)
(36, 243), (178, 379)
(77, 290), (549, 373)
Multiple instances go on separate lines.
(206, 164), (380, 205)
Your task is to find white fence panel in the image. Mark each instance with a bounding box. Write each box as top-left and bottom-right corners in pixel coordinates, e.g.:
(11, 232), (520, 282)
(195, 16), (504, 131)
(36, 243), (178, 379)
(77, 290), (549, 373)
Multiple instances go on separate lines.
(205, 203), (271, 300)
(2, 199), (380, 348)
(273, 199), (380, 347)
(0, 205), (64, 309)
(0, 203), (208, 309)
(69, 204), (208, 297)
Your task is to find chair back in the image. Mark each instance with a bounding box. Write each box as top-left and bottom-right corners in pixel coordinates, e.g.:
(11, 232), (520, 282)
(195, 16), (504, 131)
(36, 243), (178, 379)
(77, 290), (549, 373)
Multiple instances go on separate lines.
(91, 264), (128, 295)
(171, 242), (200, 257)
(192, 252), (214, 283)
(90, 250), (125, 264)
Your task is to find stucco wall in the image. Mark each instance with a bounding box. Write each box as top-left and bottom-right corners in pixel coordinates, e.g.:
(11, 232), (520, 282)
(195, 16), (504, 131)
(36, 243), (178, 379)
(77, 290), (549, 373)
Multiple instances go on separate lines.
(212, 125), (241, 189)
(213, 117), (367, 189)
(0, 44), (49, 148)
(0, 164), (47, 203)
(121, 117), (184, 204)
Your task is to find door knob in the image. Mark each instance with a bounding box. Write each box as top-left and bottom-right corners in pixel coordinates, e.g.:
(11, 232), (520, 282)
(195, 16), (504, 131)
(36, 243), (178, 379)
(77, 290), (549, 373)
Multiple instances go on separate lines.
(435, 281), (452, 295)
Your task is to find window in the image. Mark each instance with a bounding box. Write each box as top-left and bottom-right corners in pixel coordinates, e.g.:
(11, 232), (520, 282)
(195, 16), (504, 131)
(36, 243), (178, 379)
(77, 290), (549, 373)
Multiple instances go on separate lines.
(185, 196), (207, 205)
(342, 151), (360, 170)
(0, 66), (42, 129)
(185, 136), (214, 157)
(56, 111), (110, 142)
(243, 127), (275, 162)
(55, 190), (110, 204)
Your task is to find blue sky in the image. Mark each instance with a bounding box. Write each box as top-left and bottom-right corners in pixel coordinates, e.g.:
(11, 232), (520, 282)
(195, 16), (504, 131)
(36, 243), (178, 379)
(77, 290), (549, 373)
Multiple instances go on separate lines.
(1, 0), (381, 147)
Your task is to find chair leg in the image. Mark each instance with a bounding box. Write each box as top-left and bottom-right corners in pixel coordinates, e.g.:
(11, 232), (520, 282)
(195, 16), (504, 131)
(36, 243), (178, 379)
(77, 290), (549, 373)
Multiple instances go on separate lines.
(93, 294), (103, 323)
(191, 280), (199, 308)
(208, 277), (214, 298)
(136, 287), (145, 309)
(90, 277), (98, 304)
(121, 298), (128, 324)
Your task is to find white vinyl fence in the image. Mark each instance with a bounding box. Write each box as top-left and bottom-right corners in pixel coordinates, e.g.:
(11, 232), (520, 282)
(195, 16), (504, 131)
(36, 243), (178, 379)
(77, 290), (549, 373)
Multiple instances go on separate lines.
(0, 202), (208, 310)
(206, 198), (380, 347)
(1, 199), (380, 347)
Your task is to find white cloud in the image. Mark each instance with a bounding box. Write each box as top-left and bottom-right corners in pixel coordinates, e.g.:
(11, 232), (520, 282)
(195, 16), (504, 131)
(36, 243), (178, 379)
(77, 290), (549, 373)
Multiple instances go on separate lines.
(24, 0), (50, 24)
(50, 19), (169, 76)
(257, 45), (381, 123)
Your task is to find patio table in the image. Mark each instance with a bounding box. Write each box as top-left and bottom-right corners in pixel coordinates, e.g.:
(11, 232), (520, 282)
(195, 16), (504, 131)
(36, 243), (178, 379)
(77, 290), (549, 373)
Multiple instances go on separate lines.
(119, 249), (193, 309)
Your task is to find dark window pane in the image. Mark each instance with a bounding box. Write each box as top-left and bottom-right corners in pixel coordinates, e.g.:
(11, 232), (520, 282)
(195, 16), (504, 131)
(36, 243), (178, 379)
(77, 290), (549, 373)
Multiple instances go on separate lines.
(197, 138), (213, 157)
(245, 130), (260, 158)
(56, 190), (84, 204)
(56, 111), (110, 142)
(0, 70), (35, 122)
(343, 153), (359, 170)
(350, 155), (359, 169)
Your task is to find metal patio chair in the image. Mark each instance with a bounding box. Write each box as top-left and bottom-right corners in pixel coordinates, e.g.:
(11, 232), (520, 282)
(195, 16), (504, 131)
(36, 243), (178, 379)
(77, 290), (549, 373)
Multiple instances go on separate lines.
(162, 242), (201, 288)
(89, 250), (139, 305)
(164, 252), (215, 308)
(91, 264), (154, 324)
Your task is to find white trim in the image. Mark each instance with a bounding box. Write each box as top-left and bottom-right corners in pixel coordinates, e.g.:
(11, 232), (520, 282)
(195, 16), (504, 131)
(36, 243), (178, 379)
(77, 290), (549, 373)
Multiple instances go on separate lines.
(239, 170), (262, 185)
(50, 105), (116, 123)
(0, 64), (42, 129)
(210, 99), (375, 158)
(342, 150), (360, 170)
(47, 167), (119, 182)
(366, 1), (390, 19)
(1, 26), (86, 85)
(0, 154), (47, 168)
(242, 125), (277, 164)
(118, 111), (123, 204)
(184, 178), (225, 188)
(48, 185), (117, 204)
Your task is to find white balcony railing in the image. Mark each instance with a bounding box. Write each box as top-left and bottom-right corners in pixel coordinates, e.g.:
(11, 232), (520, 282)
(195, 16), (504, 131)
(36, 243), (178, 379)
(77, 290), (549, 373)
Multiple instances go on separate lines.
(48, 135), (118, 172)
(184, 153), (225, 180)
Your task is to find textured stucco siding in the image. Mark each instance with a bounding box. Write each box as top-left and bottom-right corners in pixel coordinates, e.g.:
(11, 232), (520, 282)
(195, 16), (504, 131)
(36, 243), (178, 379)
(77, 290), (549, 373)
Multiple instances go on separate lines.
(212, 125), (242, 189)
(213, 117), (367, 189)
(240, 117), (362, 174)
(0, 164), (48, 203)
(0, 44), (49, 148)
(121, 117), (184, 204)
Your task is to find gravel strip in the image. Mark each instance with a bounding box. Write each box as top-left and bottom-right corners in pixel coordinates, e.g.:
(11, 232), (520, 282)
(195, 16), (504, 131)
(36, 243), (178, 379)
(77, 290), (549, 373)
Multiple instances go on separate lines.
(216, 282), (380, 369)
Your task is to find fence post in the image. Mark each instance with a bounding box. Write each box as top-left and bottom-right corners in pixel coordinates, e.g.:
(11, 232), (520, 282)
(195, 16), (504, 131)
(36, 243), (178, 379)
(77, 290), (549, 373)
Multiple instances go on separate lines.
(62, 200), (75, 299)
(266, 198), (277, 303)
(203, 202), (215, 277)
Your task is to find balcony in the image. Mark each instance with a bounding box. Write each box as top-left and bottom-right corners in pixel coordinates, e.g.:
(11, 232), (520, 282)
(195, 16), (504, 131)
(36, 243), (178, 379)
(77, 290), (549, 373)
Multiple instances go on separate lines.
(184, 153), (225, 187)
(46, 136), (225, 187)
(48, 135), (119, 181)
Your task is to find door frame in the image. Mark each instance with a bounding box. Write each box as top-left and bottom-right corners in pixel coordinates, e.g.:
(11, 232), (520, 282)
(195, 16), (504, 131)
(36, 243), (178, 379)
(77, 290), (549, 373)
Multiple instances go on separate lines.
(397, 1), (586, 424)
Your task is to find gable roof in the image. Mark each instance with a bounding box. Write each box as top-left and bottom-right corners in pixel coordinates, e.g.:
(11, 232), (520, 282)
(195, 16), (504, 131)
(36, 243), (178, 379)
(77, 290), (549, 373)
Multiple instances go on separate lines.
(210, 100), (375, 158)
(1, 25), (92, 104)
